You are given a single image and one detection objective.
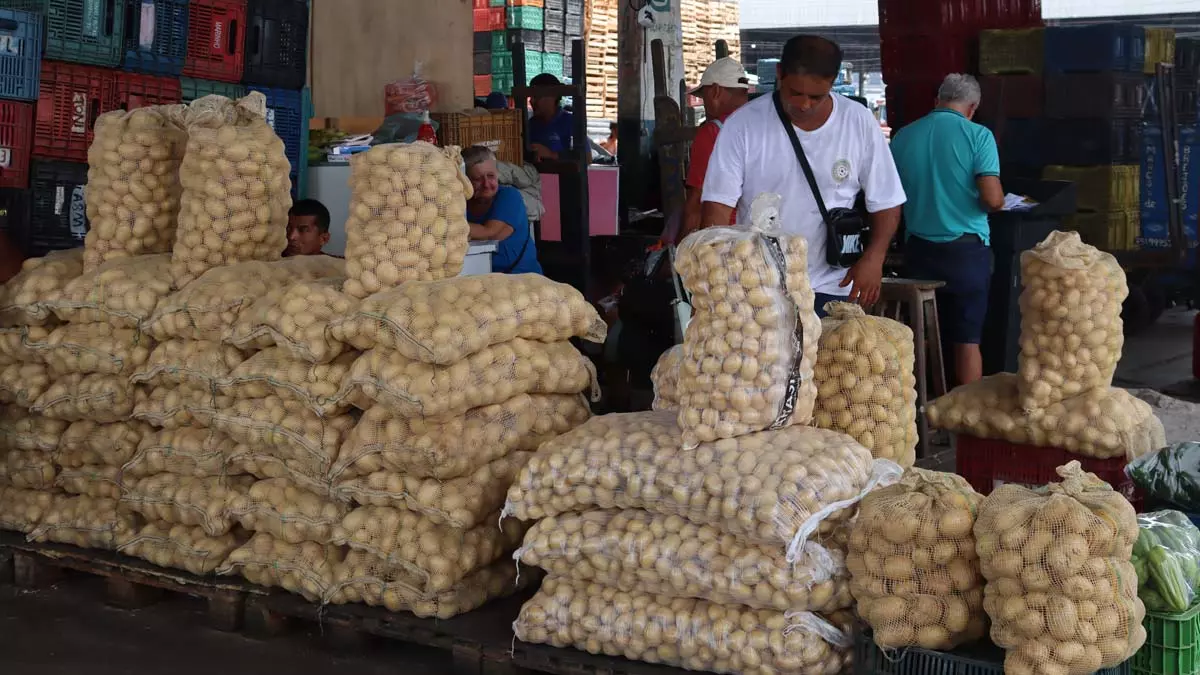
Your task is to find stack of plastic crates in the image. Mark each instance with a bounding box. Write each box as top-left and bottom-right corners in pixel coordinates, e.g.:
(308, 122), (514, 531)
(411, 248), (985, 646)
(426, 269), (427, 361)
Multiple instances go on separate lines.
(114, 71), (181, 109)
(247, 84), (309, 198)
(242, 0), (307, 89)
(0, 7), (41, 197)
(27, 157), (89, 256)
(34, 59), (118, 162)
(122, 0), (189, 75)
(179, 75), (245, 102)
(183, 0), (245, 83)
(44, 0), (127, 67)
(1045, 164), (1141, 251)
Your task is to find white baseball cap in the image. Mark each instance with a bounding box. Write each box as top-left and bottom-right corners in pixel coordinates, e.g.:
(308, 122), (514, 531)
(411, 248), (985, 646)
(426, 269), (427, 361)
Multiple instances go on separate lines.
(689, 57), (750, 95)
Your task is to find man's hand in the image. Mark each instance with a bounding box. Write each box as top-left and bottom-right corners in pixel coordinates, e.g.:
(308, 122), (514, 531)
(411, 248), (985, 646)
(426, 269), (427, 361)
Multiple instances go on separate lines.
(530, 143), (558, 161)
(839, 251), (885, 307)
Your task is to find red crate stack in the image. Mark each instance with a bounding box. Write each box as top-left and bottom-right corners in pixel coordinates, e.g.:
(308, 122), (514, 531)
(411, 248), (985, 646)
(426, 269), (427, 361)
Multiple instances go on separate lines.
(34, 61), (119, 163)
(474, 75), (492, 97)
(115, 73), (183, 110)
(184, 0), (247, 83)
(884, 77), (941, 132)
(0, 101), (33, 189)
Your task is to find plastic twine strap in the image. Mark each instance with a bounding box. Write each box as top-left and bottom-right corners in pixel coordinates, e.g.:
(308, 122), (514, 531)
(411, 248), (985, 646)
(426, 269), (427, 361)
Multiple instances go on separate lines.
(783, 611), (851, 648)
(786, 458), (904, 563)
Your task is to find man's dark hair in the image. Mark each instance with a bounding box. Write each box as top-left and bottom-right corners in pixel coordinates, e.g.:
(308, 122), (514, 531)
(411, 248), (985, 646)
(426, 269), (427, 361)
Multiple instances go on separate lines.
(289, 199), (331, 233)
(779, 35), (843, 80)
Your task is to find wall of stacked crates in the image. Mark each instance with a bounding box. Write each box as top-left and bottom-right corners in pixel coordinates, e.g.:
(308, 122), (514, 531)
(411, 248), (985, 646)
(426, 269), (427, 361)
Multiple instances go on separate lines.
(471, 0), (585, 99)
(0, 0), (311, 259)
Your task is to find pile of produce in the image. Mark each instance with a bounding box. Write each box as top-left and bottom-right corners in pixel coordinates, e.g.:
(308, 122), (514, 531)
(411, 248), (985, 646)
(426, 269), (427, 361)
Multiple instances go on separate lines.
(1132, 510), (1200, 613)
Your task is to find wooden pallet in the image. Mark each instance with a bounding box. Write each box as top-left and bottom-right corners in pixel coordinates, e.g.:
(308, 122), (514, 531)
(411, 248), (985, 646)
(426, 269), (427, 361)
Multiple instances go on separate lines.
(0, 531), (265, 632)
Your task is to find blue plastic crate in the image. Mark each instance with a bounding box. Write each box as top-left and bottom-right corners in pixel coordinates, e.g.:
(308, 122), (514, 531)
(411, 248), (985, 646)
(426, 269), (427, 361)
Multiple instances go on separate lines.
(0, 9), (43, 101)
(0, 2), (44, 14)
(855, 629), (1131, 675)
(248, 85), (305, 198)
(1045, 24), (1146, 73)
(122, 0), (189, 75)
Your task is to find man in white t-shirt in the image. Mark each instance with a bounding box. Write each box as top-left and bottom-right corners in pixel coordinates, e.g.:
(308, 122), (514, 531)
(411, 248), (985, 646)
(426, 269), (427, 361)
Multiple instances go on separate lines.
(701, 35), (906, 314)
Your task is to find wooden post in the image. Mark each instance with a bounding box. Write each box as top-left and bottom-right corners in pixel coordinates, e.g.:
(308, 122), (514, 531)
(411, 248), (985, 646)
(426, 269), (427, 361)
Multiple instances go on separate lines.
(616, 0), (646, 223)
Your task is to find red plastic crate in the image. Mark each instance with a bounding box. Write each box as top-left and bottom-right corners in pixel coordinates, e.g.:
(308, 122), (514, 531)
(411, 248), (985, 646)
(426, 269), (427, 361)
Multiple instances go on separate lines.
(114, 73), (182, 110)
(474, 75), (492, 97)
(0, 101), (33, 189)
(955, 434), (1140, 505)
(881, 30), (974, 82)
(487, 7), (505, 30)
(183, 0), (247, 83)
(472, 8), (490, 31)
(878, 0), (1043, 33)
(34, 61), (119, 163)
(472, 0), (488, 8)
(884, 76), (942, 132)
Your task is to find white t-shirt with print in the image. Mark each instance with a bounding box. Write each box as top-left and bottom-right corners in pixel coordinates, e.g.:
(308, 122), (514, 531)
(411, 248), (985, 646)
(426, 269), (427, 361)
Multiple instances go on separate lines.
(701, 92), (907, 295)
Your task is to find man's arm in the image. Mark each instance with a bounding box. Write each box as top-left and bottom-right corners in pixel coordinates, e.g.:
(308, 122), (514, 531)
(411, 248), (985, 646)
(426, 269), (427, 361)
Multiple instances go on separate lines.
(974, 129), (1004, 212)
(977, 175), (1005, 212)
(680, 186), (703, 243)
(700, 201), (736, 230)
(679, 123), (721, 243)
(841, 113), (908, 306)
(699, 115), (746, 229)
(470, 220), (514, 240)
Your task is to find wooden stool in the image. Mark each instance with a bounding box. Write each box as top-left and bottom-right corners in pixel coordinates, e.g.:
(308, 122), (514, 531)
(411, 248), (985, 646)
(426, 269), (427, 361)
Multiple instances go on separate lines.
(869, 278), (949, 459)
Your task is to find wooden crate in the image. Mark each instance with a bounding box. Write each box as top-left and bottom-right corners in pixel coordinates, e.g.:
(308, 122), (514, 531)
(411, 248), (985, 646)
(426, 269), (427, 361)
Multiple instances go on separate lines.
(432, 109), (525, 165)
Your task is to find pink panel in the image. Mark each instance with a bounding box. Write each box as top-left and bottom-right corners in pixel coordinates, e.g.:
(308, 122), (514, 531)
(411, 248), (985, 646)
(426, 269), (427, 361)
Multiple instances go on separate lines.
(540, 174), (562, 242)
(536, 166), (621, 242)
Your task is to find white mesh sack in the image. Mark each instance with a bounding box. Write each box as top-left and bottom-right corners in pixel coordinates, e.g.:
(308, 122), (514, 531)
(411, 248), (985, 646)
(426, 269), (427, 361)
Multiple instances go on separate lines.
(171, 93), (291, 287)
(650, 344), (682, 411)
(205, 396), (356, 478)
(121, 427), (242, 481)
(330, 554), (533, 619)
(29, 494), (139, 550)
(30, 322), (155, 377)
(132, 385), (224, 430)
(218, 533), (344, 602)
(813, 302), (918, 468)
(50, 254), (174, 329)
(131, 339), (248, 390)
(332, 393), (591, 482)
(31, 373), (144, 423)
(674, 194), (821, 449)
(56, 465), (123, 499)
(57, 420), (149, 469)
(227, 478), (349, 545)
(0, 487), (57, 533)
(0, 361), (52, 407)
(5, 450), (57, 489)
(122, 473), (254, 536)
(0, 325), (51, 363)
(225, 277), (357, 363)
(516, 509), (853, 613)
(216, 349), (355, 417)
(83, 106), (188, 271)
(0, 249), (84, 327)
(514, 576), (855, 675)
(119, 522), (245, 575)
(0, 407), (68, 453)
(1018, 231), (1128, 411)
(331, 273), (607, 364)
(337, 339), (597, 420)
(342, 142), (472, 299)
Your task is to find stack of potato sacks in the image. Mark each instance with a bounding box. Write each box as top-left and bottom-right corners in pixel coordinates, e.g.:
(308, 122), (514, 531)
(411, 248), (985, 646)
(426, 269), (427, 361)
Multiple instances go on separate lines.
(507, 195), (903, 675)
(927, 231), (1165, 462)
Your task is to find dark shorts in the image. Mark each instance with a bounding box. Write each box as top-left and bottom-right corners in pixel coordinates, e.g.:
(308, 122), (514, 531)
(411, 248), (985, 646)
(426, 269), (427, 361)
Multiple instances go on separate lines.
(904, 235), (993, 345)
(814, 292), (847, 318)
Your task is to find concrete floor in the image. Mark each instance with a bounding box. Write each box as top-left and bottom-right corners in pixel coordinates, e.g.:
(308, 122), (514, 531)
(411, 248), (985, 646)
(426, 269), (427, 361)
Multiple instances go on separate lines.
(1115, 307), (1197, 394)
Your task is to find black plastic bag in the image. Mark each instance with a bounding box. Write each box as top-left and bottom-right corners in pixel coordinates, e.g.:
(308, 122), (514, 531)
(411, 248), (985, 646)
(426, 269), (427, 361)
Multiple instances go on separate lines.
(1128, 442), (1200, 512)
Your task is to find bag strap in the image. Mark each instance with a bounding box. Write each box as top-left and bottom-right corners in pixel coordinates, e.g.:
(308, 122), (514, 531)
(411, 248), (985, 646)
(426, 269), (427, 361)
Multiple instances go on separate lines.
(772, 91), (833, 228)
(712, 118), (724, 131)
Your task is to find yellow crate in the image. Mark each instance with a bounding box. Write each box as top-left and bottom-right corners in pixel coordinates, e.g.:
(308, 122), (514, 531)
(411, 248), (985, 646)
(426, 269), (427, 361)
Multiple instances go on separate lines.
(979, 29), (1044, 75)
(1145, 28), (1177, 74)
(431, 109), (525, 166)
(1065, 210), (1140, 252)
(1042, 164), (1140, 213)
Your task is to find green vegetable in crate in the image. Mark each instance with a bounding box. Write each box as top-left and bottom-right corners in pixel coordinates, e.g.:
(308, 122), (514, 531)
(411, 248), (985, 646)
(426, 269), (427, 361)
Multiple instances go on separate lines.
(1127, 443), (1200, 512)
(1133, 510), (1200, 613)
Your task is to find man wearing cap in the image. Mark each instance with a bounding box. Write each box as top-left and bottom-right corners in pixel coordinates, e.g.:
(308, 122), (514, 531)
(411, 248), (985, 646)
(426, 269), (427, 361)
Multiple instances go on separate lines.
(679, 57), (750, 241)
(528, 73), (573, 161)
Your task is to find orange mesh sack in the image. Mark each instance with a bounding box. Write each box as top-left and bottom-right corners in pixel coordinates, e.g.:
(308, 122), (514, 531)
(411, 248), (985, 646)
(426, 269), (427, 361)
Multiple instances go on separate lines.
(225, 278), (357, 363)
(847, 468), (987, 650)
(171, 93), (291, 287)
(119, 522), (244, 575)
(31, 373), (144, 423)
(57, 420), (149, 468)
(513, 576), (855, 675)
(0, 248), (84, 327)
(218, 533), (344, 602)
(337, 340), (597, 420)
(132, 385), (224, 430)
(0, 361), (52, 406)
(1018, 231), (1128, 411)
(650, 344), (682, 411)
(121, 427), (241, 481)
(131, 339), (248, 390)
(515, 509), (853, 613)
(30, 322), (155, 376)
(0, 325), (51, 363)
(332, 393), (591, 482)
(975, 461), (1146, 675)
(29, 494), (139, 550)
(57, 465), (122, 499)
(0, 487), (56, 532)
(5, 450), (57, 489)
(205, 396), (356, 477)
(814, 302), (918, 467)
(227, 478), (349, 545)
(331, 274), (606, 363)
(342, 142), (472, 299)
(122, 473), (254, 536)
(83, 106), (188, 271)
(217, 349), (355, 417)
(51, 254), (173, 328)
(504, 410), (896, 560)
(674, 194), (821, 449)
(0, 407), (68, 453)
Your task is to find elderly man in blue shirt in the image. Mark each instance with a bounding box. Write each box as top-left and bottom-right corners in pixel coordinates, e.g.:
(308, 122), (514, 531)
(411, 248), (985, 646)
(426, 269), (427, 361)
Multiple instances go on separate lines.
(890, 73), (1006, 385)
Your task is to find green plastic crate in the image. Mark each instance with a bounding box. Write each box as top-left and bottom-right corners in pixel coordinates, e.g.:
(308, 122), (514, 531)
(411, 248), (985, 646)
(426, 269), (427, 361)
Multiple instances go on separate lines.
(45, 0), (126, 67)
(492, 72), (514, 95)
(491, 30), (506, 51)
(488, 0), (503, 5)
(0, 1), (44, 13)
(1132, 604), (1200, 675)
(524, 49), (543, 78)
(491, 49), (512, 75)
(543, 52), (563, 79)
(506, 6), (542, 30)
(492, 47), (544, 77)
(180, 77), (248, 103)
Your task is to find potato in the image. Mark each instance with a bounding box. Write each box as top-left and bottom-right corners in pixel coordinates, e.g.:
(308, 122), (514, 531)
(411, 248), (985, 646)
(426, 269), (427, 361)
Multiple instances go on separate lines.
(332, 393), (591, 482)
(171, 93), (292, 287)
(0, 408), (68, 453)
(28, 494), (138, 550)
(650, 345), (682, 411)
(505, 410), (881, 554)
(132, 385), (224, 430)
(517, 509), (853, 612)
(217, 349), (356, 417)
(56, 465), (123, 499)
(122, 473), (254, 536)
(58, 420), (149, 468)
(226, 278), (357, 363)
(84, 107), (187, 272)
(228, 478), (349, 545)
(31, 322), (155, 376)
(331, 274), (606, 364)
(514, 576), (854, 675)
(342, 142), (472, 299)
(338, 340), (596, 420)
(0, 325), (52, 363)
(218, 532), (344, 602)
(206, 396), (356, 474)
(976, 461), (1145, 675)
(5, 449), (57, 489)
(0, 361), (52, 407)
(813, 303), (918, 468)
(50, 254), (174, 328)
(31, 373), (145, 423)
(0, 249), (84, 326)
(0, 487), (57, 533)
(119, 522), (244, 575)
(131, 339), (248, 389)
(1018, 232), (1128, 410)
(122, 427), (242, 480)
(674, 208), (821, 449)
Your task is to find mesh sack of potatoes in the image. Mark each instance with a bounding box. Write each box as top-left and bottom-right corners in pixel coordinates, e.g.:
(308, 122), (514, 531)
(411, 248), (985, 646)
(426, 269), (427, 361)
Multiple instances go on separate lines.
(30, 322), (155, 376)
(227, 478), (349, 545)
(225, 277), (357, 364)
(0, 325), (51, 363)
(123, 473), (254, 536)
(5, 450), (57, 489)
(205, 396), (356, 476)
(338, 340), (596, 419)
(516, 509), (853, 613)
(50, 254), (174, 329)
(1018, 231), (1129, 411)
(56, 465), (123, 499)
(331, 553), (533, 619)
(332, 274), (607, 364)
(31, 373), (144, 423)
(83, 106), (188, 272)
(813, 302), (918, 468)
(131, 385), (224, 430)
(514, 576), (854, 675)
(0, 487), (56, 532)
(0, 407), (67, 453)
(225, 447), (335, 498)
(332, 505), (528, 595)
(342, 142), (472, 300)
(332, 393), (591, 482)
(57, 420), (149, 469)
(120, 427), (240, 481)
(119, 522), (244, 575)
(976, 461), (1146, 675)
(847, 468), (987, 650)
(218, 533), (345, 602)
(0, 248), (84, 327)
(147, 257), (343, 342)
(216, 349), (355, 417)
(650, 344), (682, 411)
(0, 361), (52, 407)
(673, 194), (822, 449)
(504, 410), (894, 559)
(131, 339), (248, 390)
(171, 93), (291, 287)
(336, 451), (533, 529)
(28, 494), (139, 550)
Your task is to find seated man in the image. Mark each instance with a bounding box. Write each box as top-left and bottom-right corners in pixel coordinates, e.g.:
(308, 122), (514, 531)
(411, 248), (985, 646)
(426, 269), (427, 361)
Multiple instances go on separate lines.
(527, 73), (573, 161)
(284, 199), (332, 257)
(463, 146), (542, 274)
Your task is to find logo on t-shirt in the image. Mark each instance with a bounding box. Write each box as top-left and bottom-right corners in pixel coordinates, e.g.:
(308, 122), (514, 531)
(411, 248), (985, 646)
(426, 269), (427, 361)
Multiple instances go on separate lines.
(832, 159), (851, 183)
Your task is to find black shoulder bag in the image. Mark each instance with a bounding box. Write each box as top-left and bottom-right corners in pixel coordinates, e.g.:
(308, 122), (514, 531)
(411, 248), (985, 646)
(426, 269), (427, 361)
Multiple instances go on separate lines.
(771, 91), (869, 268)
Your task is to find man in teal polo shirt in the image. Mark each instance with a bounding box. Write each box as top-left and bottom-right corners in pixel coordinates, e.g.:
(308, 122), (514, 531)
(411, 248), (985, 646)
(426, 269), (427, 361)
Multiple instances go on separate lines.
(891, 73), (1005, 385)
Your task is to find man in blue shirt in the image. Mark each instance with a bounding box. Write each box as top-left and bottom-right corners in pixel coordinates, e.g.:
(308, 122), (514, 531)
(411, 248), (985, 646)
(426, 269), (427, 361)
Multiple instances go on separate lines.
(527, 73), (573, 161)
(462, 145), (543, 274)
(891, 73), (1005, 385)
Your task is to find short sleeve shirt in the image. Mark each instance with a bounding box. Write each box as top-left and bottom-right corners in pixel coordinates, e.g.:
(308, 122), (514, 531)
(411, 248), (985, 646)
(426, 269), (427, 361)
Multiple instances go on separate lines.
(468, 186), (543, 274)
(686, 116), (736, 225)
(528, 110), (574, 154)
